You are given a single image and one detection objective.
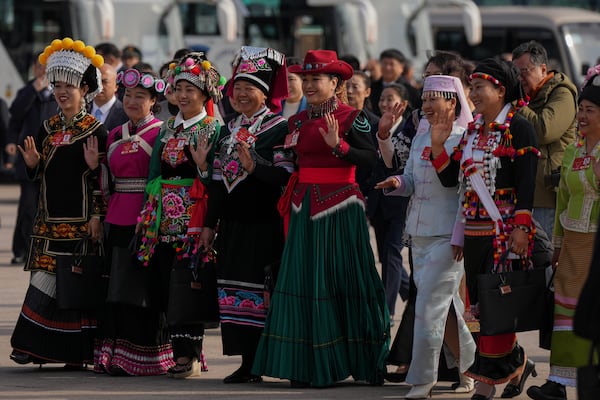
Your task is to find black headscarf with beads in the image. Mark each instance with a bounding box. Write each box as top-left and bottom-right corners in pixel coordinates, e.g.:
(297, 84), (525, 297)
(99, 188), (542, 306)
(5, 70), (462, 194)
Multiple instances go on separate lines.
(471, 57), (523, 103)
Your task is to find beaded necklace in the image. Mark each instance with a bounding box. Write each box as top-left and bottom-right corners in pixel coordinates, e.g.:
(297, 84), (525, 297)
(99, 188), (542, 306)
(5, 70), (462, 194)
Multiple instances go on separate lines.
(307, 96), (338, 119)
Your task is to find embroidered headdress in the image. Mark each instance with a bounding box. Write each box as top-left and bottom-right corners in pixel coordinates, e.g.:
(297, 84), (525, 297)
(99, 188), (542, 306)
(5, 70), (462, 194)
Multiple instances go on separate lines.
(117, 67), (166, 96)
(166, 52), (226, 103)
(228, 46), (288, 114)
(422, 75), (472, 129)
(38, 37), (104, 102)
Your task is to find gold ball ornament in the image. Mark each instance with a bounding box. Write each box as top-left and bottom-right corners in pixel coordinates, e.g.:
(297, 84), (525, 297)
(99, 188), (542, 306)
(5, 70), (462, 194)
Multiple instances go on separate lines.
(62, 37), (74, 50)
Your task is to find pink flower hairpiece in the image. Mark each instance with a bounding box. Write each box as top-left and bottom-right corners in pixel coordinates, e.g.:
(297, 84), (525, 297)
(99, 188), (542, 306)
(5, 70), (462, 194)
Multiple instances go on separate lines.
(583, 64), (600, 88)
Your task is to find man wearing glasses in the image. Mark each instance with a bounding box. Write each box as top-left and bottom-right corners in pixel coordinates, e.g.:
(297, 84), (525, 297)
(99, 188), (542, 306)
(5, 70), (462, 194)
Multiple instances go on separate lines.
(511, 40), (578, 239)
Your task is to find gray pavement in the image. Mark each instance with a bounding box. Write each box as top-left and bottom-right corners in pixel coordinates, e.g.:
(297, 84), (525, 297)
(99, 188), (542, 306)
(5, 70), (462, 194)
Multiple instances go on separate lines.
(0, 183), (575, 399)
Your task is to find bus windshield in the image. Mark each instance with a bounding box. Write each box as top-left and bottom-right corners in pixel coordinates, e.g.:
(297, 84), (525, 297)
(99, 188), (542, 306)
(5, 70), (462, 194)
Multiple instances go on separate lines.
(561, 22), (600, 84)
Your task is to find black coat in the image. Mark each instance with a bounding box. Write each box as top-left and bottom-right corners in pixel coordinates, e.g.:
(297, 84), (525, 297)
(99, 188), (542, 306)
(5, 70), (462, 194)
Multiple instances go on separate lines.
(574, 214), (600, 342)
(7, 82), (57, 181)
(99, 99), (128, 133)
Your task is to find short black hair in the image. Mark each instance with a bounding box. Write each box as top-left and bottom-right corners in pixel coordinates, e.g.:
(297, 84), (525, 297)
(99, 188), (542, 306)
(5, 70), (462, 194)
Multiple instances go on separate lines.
(286, 56), (303, 67)
(95, 42), (121, 59)
(340, 54), (360, 70)
(379, 49), (406, 64)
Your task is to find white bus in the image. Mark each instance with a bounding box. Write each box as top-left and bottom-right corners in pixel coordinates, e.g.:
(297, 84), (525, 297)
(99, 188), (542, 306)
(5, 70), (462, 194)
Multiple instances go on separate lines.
(429, 6), (600, 87)
(0, 0), (185, 104)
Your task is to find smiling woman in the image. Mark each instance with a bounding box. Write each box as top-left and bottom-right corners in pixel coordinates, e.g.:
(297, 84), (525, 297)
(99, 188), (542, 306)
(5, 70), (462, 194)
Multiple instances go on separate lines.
(92, 65), (173, 377)
(135, 51), (226, 379)
(200, 46), (293, 384)
(9, 37), (108, 368)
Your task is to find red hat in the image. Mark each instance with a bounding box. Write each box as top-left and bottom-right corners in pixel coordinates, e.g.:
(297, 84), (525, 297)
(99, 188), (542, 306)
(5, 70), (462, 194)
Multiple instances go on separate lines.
(288, 50), (353, 81)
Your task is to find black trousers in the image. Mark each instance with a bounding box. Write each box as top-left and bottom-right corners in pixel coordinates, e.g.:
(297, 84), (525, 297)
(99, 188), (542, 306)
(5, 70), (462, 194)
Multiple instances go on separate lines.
(12, 180), (39, 258)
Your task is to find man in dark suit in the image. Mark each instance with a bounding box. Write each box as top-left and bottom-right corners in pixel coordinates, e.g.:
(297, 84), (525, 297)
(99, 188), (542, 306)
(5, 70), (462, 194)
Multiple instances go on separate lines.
(369, 49), (421, 116)
(89, 64), (128, 132)
(5, 59), (57, 264)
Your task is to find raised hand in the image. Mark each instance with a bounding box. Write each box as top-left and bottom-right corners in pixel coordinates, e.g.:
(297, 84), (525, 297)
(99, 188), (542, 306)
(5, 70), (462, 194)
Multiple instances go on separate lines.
(83, 136), (99, 170)
(430, 106), (455, 157)
(378, 102), (405, 140)
(190, 134), (212, 171)
(318, 113), (340, 148)
(17, 136), (41, 169)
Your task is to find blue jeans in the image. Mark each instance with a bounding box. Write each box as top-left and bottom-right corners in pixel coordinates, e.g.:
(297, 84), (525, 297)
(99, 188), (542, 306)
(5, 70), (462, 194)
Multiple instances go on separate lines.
(533, 207), (556, 241)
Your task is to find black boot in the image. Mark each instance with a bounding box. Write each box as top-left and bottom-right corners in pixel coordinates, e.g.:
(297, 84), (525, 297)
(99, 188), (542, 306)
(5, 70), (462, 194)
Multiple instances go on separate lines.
(527, 380), (567, 400)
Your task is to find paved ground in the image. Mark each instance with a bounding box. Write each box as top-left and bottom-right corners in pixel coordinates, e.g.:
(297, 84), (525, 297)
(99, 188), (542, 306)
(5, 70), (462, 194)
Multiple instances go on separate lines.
(0, 183), (575, 399)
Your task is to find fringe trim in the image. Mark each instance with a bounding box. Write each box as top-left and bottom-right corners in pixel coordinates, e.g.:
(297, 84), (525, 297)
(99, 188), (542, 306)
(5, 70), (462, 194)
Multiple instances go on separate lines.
(310, 195), (364, 220)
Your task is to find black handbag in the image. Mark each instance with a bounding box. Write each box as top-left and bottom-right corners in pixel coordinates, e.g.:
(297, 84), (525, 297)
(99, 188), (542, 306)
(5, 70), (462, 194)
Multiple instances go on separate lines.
(477, 255), (547, 336)
(539, 266), (557, 350)
(106, 235), (151, 308)
(55, 237), (108, 310)
(166, 249), (220, 329)
(577, 343), (600, 400)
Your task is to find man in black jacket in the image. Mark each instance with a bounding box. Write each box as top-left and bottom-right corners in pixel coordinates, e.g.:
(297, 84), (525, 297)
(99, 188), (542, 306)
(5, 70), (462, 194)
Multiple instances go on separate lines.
(5, 59), (57, 264)
(368, 49), (421, 116)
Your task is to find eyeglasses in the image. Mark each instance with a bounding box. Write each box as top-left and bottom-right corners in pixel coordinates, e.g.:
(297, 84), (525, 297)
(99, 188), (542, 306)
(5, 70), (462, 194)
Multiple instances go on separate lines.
(517, 66), (538, 77)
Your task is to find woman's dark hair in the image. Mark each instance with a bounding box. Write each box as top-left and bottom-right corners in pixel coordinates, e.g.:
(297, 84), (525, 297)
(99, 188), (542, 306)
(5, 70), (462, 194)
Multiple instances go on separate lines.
(81, 64), (99, 93)
(426, 50), (470, 88)
(351, 70), (373, 111)
(382, 82), (409, 102)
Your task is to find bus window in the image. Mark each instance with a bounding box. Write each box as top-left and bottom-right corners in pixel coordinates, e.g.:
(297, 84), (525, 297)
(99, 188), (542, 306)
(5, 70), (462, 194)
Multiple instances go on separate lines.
(179, 3), (220, 36)
(0, 0), (72, 82)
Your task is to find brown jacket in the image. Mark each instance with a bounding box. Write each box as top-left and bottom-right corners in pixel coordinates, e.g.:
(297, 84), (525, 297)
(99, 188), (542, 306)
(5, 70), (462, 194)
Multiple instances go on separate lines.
(519, 71), (577, 208)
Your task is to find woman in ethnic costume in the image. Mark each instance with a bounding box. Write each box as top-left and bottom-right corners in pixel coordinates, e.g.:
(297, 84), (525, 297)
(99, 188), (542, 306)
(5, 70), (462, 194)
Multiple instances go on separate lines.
(527, 67), (600, 400)
(251, 50), (389, 388)
(10, 38), (107, 366)
(377, 75), (476, 398)
(136, 52), (225, 379)
(93, 66), (174, 376)
(198, 46), (293, 384)
(430, 58), (539, 400)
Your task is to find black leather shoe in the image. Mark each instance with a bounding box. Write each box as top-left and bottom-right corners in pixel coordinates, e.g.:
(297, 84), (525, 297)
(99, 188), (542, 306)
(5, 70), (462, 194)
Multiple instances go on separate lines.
(526, 380), (567, 400)
(10, 256), (25, 265)
(501, 359), (537, 398)
(223, 368), (262, 384)
(10, 350), (32, 365)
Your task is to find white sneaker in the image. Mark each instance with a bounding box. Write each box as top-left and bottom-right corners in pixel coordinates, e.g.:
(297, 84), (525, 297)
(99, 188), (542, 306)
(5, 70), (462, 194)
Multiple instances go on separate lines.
(454, 373), (475, 393)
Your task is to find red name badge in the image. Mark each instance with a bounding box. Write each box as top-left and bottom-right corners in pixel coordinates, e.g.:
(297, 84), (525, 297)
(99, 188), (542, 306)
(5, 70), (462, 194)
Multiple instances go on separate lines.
(165, 138), (185, 152)
(572, 156), (592, 171)
(284, 131), (299, 149)
(236, 127), (256, 146)
(51, 133), (72, 146)
(420, 146), (432, 160)
(121, 141), (139, 155)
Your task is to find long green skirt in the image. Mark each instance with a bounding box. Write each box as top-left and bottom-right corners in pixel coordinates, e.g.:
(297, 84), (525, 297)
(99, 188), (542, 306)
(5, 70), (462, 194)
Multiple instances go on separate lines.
(252, 195), (390, 387)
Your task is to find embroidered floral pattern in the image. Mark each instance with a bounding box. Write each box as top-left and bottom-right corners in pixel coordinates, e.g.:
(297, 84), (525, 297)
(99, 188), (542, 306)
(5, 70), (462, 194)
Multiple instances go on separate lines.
(162, 192), (186, 219)
(159, 185), (192, 240)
